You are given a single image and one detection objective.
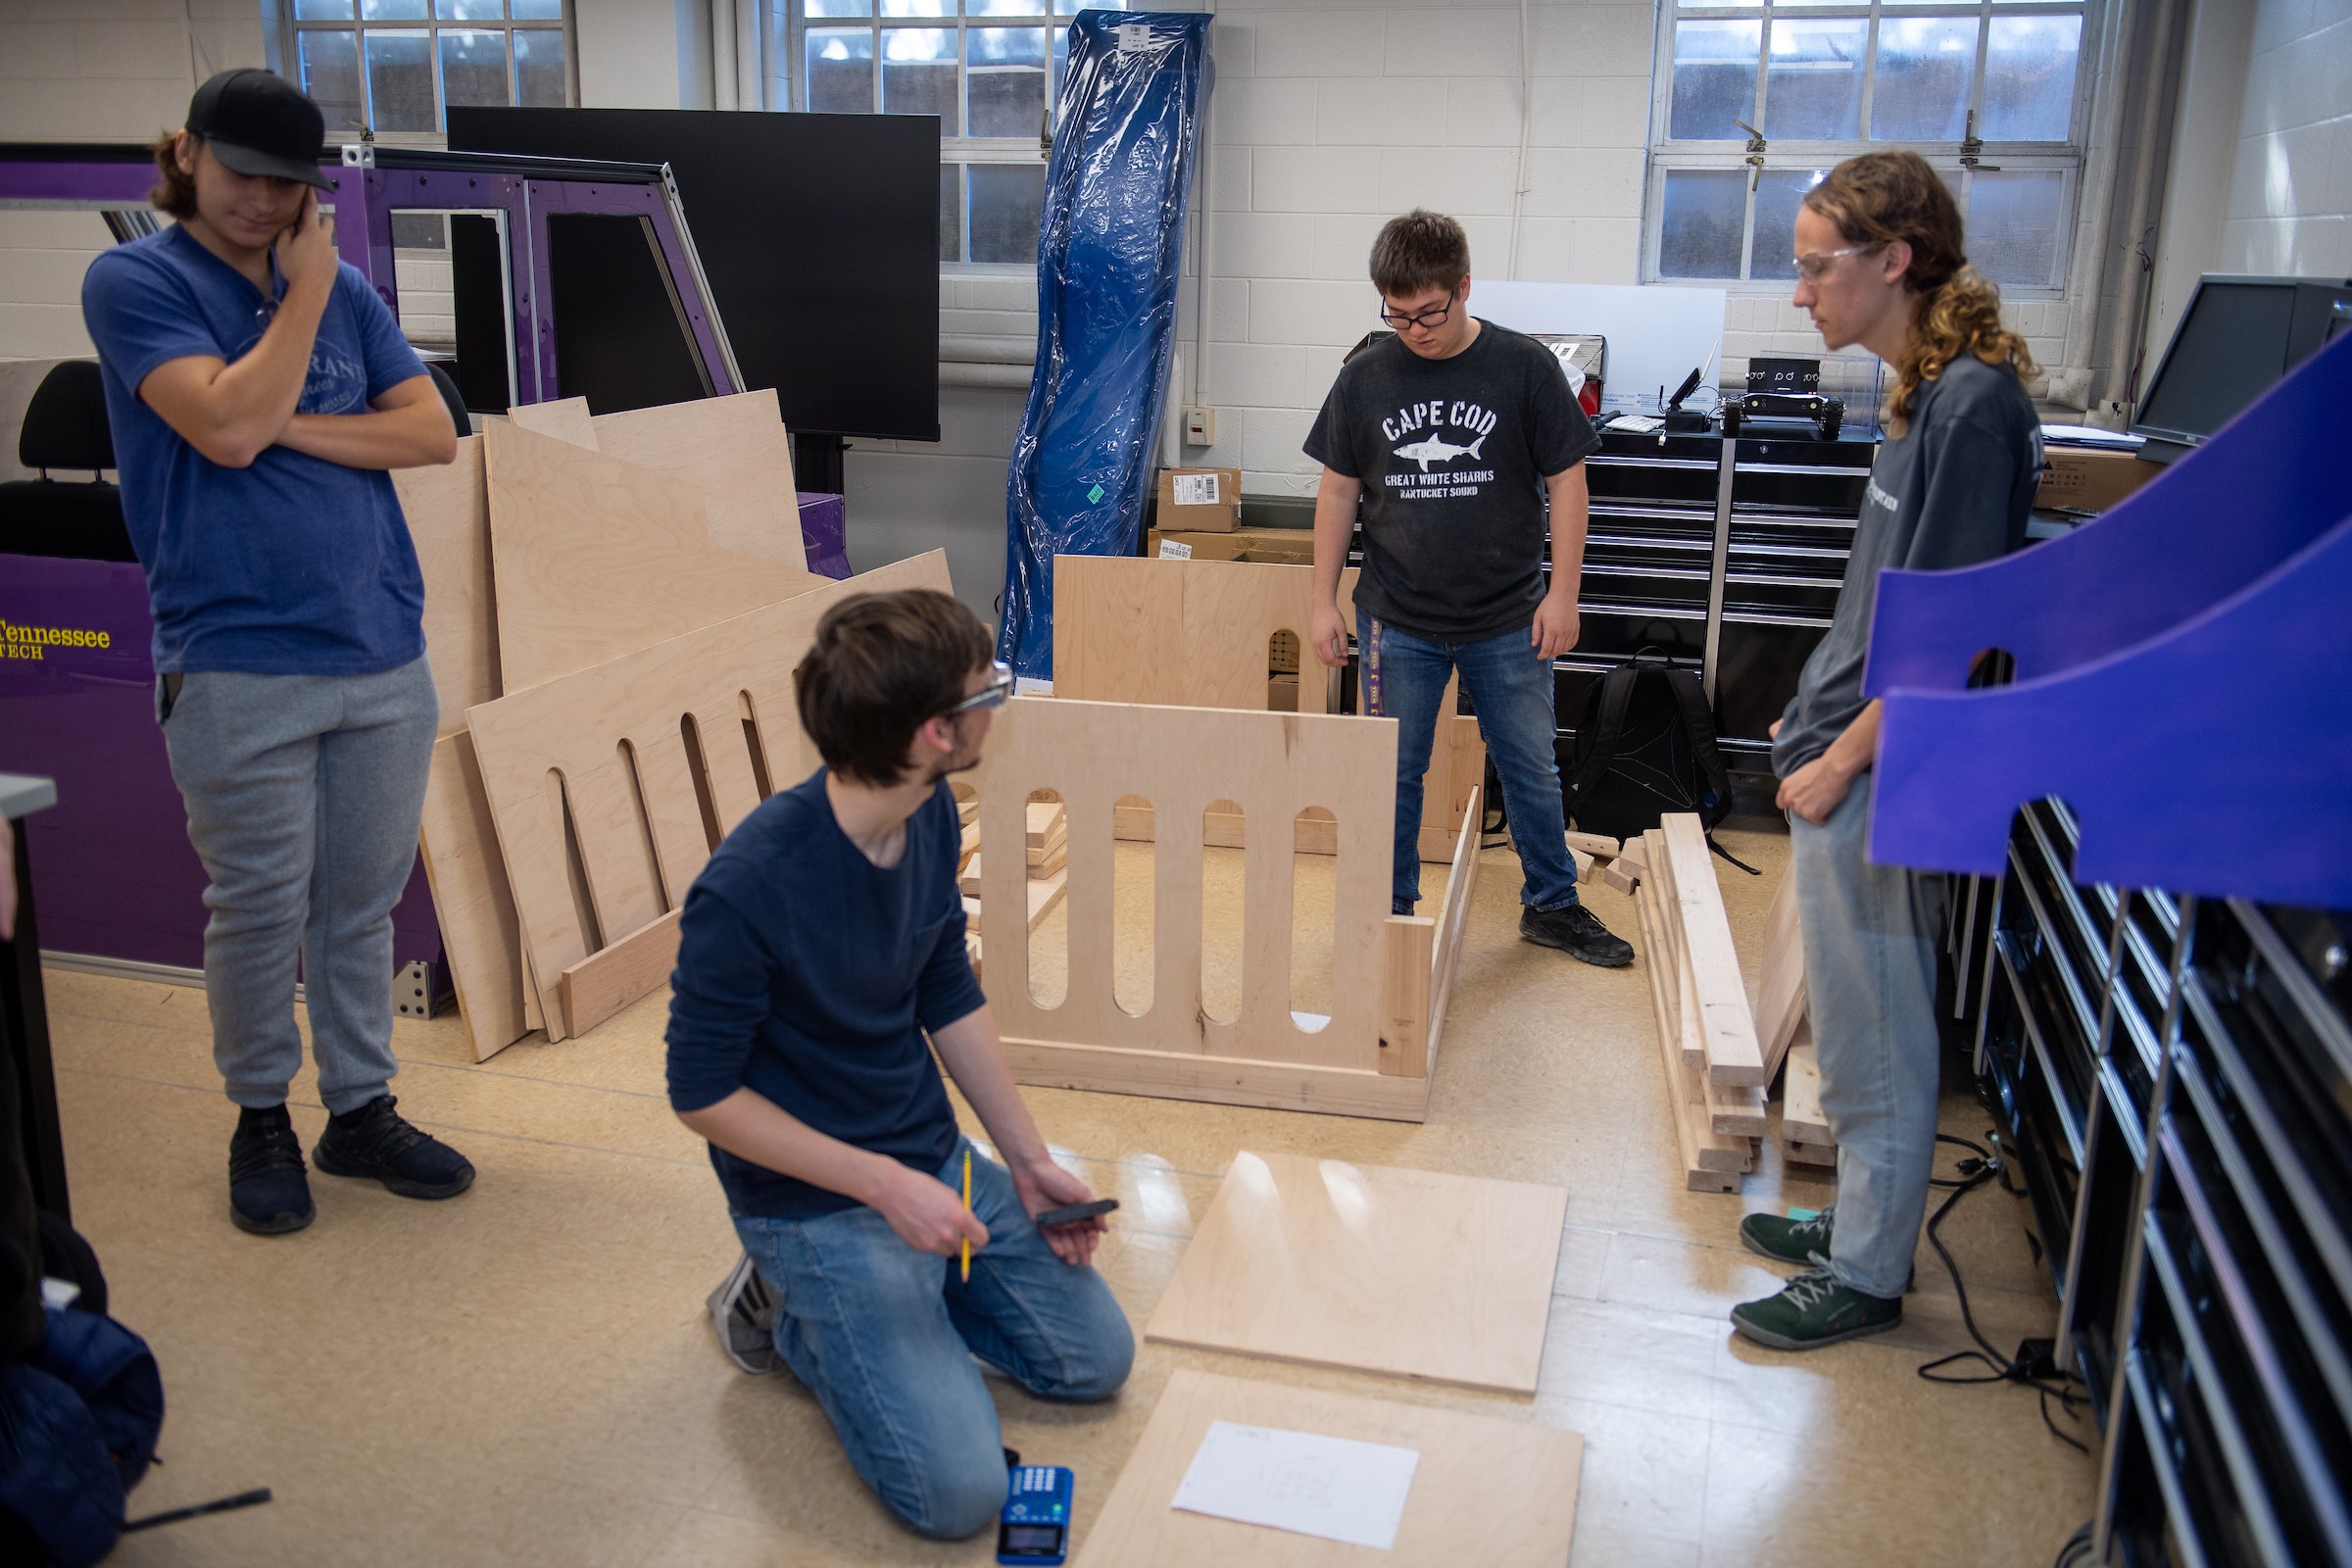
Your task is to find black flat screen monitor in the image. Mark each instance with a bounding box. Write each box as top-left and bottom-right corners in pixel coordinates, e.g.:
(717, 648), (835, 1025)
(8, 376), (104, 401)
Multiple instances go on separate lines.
(448, 107), (940, 441)
(2132, 274), (2352, 462)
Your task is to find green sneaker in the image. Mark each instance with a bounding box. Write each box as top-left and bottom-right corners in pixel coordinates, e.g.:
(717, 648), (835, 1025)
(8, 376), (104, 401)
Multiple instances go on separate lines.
(1739, 1206), (1834, 1266)
(1730, 1268), (1902, 1351)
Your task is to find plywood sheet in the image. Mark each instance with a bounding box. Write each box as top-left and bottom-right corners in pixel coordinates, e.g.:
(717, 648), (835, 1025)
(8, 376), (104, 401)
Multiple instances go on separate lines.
(466, 553), (952, 1039)
(481, 419), (822, 692)
(504, 397), (596, 448)
(1144, 1151), (1567, 1394)
(588, 390), (803, 566)
(397, 434), (498, 739)
(416, 733), (529, 1061)
(1073, 1369), (1584, 1568)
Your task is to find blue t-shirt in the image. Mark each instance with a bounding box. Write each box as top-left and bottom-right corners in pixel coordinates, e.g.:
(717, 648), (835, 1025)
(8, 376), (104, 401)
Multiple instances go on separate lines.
(664, 769), (985, 1220)
(80, 224), (430, 675)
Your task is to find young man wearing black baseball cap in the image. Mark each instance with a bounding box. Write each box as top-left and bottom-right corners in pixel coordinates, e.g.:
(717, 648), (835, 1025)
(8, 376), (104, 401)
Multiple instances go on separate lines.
(80, 71), (470, 1235)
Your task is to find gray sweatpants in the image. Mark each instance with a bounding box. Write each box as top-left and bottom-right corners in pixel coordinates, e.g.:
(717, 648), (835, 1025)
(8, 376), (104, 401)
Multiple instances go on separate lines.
(1789, 776), (1948, 1301)
(158, 658), (437, 1114)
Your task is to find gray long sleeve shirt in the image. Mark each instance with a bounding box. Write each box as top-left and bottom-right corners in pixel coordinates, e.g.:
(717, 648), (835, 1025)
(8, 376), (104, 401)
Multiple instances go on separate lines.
(1772, 354), (2043, 778)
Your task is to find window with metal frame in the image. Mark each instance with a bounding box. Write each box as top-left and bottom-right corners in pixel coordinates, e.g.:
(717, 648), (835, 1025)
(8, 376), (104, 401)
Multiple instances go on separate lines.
(1645, 1), (2098, 294)
(282, 1), (574, 141)
(777, 0), (1122, 265)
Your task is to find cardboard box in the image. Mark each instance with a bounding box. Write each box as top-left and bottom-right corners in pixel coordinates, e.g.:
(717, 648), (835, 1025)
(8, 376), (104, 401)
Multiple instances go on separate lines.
(1155, 466), (1242, 533)
(1267, 672), (1299, 711)
(2035, 446), (2158, 514)
(1148, 527), (1316, 566)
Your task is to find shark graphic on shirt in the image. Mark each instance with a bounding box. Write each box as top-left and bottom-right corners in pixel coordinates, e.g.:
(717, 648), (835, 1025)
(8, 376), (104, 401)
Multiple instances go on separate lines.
(1392, 433), (1487, 472)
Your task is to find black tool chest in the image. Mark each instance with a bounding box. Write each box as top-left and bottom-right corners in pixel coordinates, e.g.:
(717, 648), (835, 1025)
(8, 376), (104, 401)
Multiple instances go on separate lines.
(1970, 805), (2352, 1566)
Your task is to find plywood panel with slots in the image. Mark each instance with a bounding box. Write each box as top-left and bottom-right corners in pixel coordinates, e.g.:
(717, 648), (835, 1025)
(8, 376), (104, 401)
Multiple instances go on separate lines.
(396, 434), (498, 740)
(1072, 1369), (1584, 1568)
(1144, 1152), (1567, 1393)
(480, 419), (821, 693)
(464, 553), (951, 1039)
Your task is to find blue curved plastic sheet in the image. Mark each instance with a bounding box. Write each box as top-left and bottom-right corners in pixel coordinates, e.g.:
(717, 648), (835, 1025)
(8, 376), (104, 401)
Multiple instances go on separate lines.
(998, 10), (1213, 679)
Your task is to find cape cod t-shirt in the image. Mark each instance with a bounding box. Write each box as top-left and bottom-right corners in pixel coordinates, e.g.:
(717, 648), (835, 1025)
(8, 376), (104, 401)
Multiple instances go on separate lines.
(81, 223), (431, 676)
(1303, 319), (1597, 642)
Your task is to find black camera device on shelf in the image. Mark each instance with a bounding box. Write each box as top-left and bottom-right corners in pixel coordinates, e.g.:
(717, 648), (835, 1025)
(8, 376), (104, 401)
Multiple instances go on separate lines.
(1721, 392), (1844, 441)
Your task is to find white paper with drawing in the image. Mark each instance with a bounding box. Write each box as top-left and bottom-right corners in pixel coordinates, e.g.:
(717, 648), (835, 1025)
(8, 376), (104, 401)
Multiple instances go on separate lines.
(1169, 1420), (1420, 1549)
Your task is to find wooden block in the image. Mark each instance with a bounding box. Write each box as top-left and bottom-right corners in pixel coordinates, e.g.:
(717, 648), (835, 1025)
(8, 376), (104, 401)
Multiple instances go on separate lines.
(957, 799), (980, 828)
(1027, 869), (1066, 930)
(481, 419), (821, 693)
(1144, 1151), (1568, 1394)
(964, 930), (982, 982)
(960, 854), (985, 900)
(395, 434), (498, 740)
(956, 821), (979, 877)
(560, 907), (681, 1038)
(1600, 857), (1642, 898)
(1783, 1034), (1834, 1148)
(1024, 800), (1067, 851)
(1659, 814), (1769, 1088)
(1072, 1369), (1584, 1568)
(1027, 840), (1067, 879)
(466, 553), (951, 1042)
(416, 733), (529, 1061)
(1565, 829), (1620, 861)
(1634, 879), (1749, 1189)
(1753, 869), (1807, 1083)
(1784, 1139), (1838, 1168)
(1378, 915), (1434, 1081)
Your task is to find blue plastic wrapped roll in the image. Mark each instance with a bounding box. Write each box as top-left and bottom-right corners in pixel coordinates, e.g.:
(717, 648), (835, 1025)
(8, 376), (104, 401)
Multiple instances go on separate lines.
(998, 10), (1214, 679)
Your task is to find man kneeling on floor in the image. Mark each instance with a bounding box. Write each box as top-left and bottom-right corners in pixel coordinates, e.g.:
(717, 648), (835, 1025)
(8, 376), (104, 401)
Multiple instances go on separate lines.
(664, 589), (1134, 1540)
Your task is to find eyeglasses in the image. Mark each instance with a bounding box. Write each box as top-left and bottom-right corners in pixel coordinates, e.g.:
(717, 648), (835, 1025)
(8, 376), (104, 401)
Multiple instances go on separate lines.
(1378, 291), (1456, 331)
(1792, 244), (1884, 283)
(942, 662), (1014, 717)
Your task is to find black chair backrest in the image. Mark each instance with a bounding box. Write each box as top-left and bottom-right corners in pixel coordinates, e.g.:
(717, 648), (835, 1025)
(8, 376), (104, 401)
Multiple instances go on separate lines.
(20, 360), (114, 474)
(422, 360), (471, 435)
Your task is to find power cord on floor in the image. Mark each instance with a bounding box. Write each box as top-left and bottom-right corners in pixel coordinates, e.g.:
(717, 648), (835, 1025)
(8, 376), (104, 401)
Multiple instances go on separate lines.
(1913, 1132), (2092, 1455)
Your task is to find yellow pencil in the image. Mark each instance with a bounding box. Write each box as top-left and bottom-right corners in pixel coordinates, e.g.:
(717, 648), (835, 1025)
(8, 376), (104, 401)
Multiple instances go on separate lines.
(959, 1149), (972, 1283)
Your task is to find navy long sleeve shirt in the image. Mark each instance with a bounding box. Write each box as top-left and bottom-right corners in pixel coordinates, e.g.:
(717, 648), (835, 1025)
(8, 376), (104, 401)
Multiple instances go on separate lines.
(664, 768), (985, 1219)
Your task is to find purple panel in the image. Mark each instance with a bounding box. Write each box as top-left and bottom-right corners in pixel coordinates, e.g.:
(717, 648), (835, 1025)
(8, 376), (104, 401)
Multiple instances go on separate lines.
(0, 555), (440, 971)
(796, 492), (850, 580)
(1863, 330), (2352, 697)
(0, 159), (156, 207)
(1870, 514), (2352, 905)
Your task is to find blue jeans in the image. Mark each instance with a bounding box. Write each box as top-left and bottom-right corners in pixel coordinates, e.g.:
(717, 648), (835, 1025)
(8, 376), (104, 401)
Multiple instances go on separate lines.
(732, 1139), (1134, 1540)
(1358, 611), (1580, 912)
(158, 659), (438, 1113)
(1789, 779), (1947, 1299)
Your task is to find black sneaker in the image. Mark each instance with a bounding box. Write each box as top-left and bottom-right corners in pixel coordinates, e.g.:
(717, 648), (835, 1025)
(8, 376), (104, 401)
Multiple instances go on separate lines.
(1739, 1206), (1836, 1266)
(228, 1104), (314, 1236)
(313, 1095), (475, 1200)
(1519, 903), (1635, 967)
(1730, 1267), (1902, 1351)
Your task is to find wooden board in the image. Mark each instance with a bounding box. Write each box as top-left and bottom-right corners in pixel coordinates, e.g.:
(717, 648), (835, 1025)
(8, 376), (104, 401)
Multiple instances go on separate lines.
(1784, 1138), (1838, 1168)
(972, 697), (1461, 1119)
(1420, 786), (1482, 1081)
(1025, 800), (1067, 851)
(587, 390), (805, 567)
(560, 907), (681, 1038)
(504, 397), (596, 447)
(1633, 876), (1748, 1190)
(416, 732), (530, 1061)
(1565, 830), (1620, 861)
(1144, 1152), (1567, 1394)
(466, 553), (952, 1038)
(1600, 857), (1642, 898)
(1073, 1369), (1584, 1568)
(1783, 1033), (1834, 1148)
(1659, 814), (1769, 1088)
(395, 434), (498, 740)
(1753, 868), (1807, 1082)
(1052, 555), (1478, 864)
(481, 418), (822, 692)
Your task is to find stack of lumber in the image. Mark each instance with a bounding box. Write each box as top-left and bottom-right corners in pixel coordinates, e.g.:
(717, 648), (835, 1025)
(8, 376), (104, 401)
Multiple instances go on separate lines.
(1623, 815), (1773, 1192)
(1750, 868), (1830, 1166)
(955, 796), (1068, 952)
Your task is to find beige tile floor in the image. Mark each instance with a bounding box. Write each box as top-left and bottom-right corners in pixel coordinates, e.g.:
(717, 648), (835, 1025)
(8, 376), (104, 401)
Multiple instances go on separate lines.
(48, 823), (2096, 1567)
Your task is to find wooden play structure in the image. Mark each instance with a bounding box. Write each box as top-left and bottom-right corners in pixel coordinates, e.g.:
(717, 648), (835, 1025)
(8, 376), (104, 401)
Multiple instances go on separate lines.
(969, 695), (1479, 1121)
(1053, 554), (1485, 865)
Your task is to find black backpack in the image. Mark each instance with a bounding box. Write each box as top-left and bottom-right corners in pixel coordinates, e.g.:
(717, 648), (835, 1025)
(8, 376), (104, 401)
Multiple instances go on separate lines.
(1564, 658), (1735, 844)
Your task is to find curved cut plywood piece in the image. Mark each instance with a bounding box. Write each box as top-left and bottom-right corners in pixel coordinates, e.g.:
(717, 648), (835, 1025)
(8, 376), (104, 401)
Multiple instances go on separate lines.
(588, 390), (803, 566)
(1865, 330), (2352, 699)
(482, 419), (822, 694)
(1872, 514), (2352, 906)
(973, 698), (1391, 1073)
(395, 434), (498, 739)
(465, 553), (953, 1039)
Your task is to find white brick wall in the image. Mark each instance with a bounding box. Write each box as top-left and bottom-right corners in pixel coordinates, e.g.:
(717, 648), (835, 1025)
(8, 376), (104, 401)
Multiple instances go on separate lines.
(2218, 0), (2352, 276)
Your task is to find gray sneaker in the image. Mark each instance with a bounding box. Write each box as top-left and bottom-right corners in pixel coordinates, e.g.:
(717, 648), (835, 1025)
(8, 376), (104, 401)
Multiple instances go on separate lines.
(707, 1252), (782, 1375)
